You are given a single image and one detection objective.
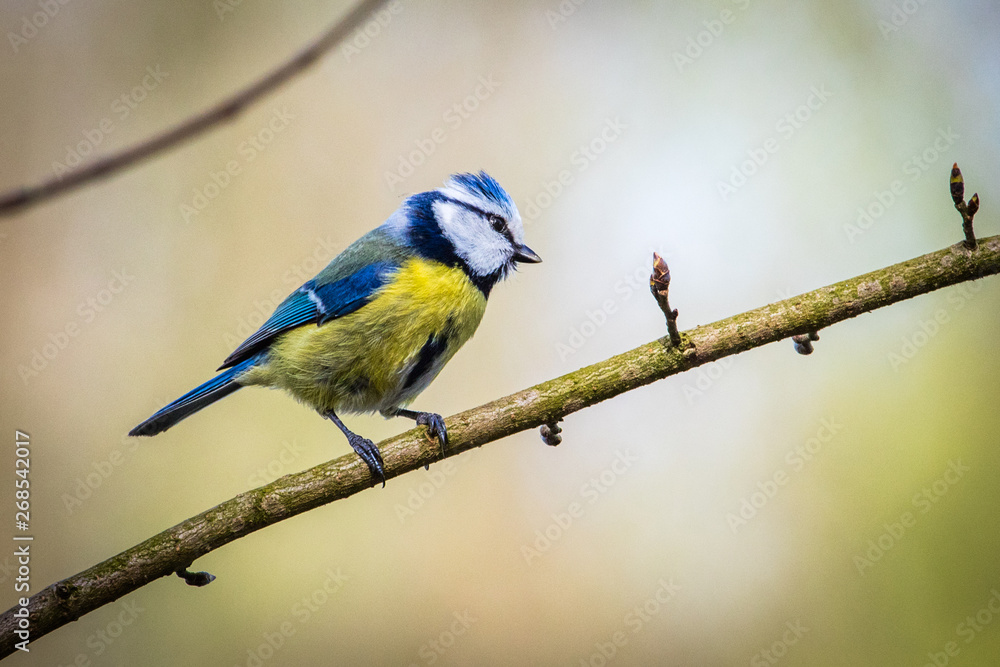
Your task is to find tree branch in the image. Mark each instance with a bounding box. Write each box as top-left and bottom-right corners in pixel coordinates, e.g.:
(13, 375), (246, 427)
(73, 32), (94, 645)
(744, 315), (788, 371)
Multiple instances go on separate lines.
(0, 0), (389, 218)
(2, 233), (998, 657)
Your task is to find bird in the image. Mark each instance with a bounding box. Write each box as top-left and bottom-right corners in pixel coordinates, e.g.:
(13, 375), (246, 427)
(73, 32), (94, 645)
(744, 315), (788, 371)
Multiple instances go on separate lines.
(129, 171), (541, 486)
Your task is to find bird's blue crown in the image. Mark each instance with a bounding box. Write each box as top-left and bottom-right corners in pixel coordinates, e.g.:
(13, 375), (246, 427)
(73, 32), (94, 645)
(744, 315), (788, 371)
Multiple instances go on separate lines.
(444, 171), (515, 213)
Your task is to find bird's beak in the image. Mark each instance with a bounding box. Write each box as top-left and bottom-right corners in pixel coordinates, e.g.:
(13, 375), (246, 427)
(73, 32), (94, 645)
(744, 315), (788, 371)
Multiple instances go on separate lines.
(513, 243), (542, 264)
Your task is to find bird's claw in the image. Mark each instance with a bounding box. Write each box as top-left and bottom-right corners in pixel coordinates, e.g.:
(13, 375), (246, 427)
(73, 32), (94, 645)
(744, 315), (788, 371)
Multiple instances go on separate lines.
(415, 412), (448, 452)
(347, 433), (385, 487)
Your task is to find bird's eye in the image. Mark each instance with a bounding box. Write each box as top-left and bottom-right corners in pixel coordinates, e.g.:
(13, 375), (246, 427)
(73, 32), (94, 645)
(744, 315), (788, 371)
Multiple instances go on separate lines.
(488, 215), (506, 234)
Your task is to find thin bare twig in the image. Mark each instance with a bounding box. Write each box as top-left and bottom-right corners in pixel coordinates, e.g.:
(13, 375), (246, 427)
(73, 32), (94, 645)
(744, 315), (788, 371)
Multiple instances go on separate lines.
(0, 0), (389, 217)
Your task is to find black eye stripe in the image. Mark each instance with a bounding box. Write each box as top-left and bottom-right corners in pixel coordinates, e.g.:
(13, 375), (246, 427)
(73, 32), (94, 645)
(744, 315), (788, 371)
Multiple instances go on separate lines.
(441, 196), (514, 243)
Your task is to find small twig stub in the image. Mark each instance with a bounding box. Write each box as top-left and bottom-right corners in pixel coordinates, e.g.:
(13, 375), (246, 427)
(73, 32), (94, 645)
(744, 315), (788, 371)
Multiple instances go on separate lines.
(950, 163), (980, 250)
(540, 422), (563, 446)
(176, 568), (216, 587)
(792, 332), (820, 355)
(650, 253), (682, 346)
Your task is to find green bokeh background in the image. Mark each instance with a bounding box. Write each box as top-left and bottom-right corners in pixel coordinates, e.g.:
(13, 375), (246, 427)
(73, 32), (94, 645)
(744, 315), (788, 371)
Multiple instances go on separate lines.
(2, 1), (999, 665)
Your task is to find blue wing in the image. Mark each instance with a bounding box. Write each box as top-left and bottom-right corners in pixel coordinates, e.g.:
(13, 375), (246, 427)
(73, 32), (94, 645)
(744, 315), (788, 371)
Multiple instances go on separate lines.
(218, 261), (398, 370)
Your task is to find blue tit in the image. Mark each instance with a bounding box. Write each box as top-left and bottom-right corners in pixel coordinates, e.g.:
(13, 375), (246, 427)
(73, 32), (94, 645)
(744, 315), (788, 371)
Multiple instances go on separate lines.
(130, 171), (541, 486)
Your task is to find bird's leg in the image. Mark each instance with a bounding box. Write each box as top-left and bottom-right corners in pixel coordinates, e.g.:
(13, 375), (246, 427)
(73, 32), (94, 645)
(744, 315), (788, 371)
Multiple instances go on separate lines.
(323, 409), (385, 487)
(386, 407), (448, 458)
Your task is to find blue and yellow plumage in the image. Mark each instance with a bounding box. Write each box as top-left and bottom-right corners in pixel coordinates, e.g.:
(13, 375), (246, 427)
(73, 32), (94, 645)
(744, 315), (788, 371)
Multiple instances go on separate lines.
(129, 172), (540, 485)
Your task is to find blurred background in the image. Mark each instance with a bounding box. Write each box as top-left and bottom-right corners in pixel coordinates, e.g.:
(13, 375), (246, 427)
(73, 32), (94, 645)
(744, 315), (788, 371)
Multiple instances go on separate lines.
(2, 0), (999, 664)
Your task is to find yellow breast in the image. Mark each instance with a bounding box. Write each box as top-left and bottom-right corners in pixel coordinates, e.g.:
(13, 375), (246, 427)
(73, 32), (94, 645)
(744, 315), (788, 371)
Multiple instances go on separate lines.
(244, 257), (487, 414)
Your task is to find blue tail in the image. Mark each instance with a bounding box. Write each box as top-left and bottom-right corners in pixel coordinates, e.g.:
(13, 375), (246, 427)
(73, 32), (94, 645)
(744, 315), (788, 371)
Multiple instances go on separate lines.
(129, 357), (258, 436)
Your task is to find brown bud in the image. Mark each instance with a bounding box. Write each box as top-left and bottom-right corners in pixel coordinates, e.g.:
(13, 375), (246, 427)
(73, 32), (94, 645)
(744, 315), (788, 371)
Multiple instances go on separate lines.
(968, 193), (980, 216)
(950, 163), (965, 205)
(540, 423), (562, 447)
(650, 252), (670, 294)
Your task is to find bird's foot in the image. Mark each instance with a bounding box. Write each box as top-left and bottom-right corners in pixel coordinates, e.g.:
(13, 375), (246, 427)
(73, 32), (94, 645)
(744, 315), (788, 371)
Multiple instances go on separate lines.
(415, 412), (448, 452)
(384, 407), (447, 468)
(324, 409), (386, 488)
(346, 433), (386, 488)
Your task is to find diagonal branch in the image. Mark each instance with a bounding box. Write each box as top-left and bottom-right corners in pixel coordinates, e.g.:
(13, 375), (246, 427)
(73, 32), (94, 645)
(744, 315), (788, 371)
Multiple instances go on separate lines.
(0, 0), (389, 217)
(2, 233), (999, 657)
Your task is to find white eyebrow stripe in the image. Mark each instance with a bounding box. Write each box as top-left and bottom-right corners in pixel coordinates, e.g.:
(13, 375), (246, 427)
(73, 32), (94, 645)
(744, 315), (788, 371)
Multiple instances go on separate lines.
(438, 185), (508, 217)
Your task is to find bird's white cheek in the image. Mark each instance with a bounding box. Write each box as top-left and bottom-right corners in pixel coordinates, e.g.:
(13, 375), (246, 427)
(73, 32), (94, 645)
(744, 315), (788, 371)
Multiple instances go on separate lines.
(434, 202), (511, 276)
(464, 237), (512, 276)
